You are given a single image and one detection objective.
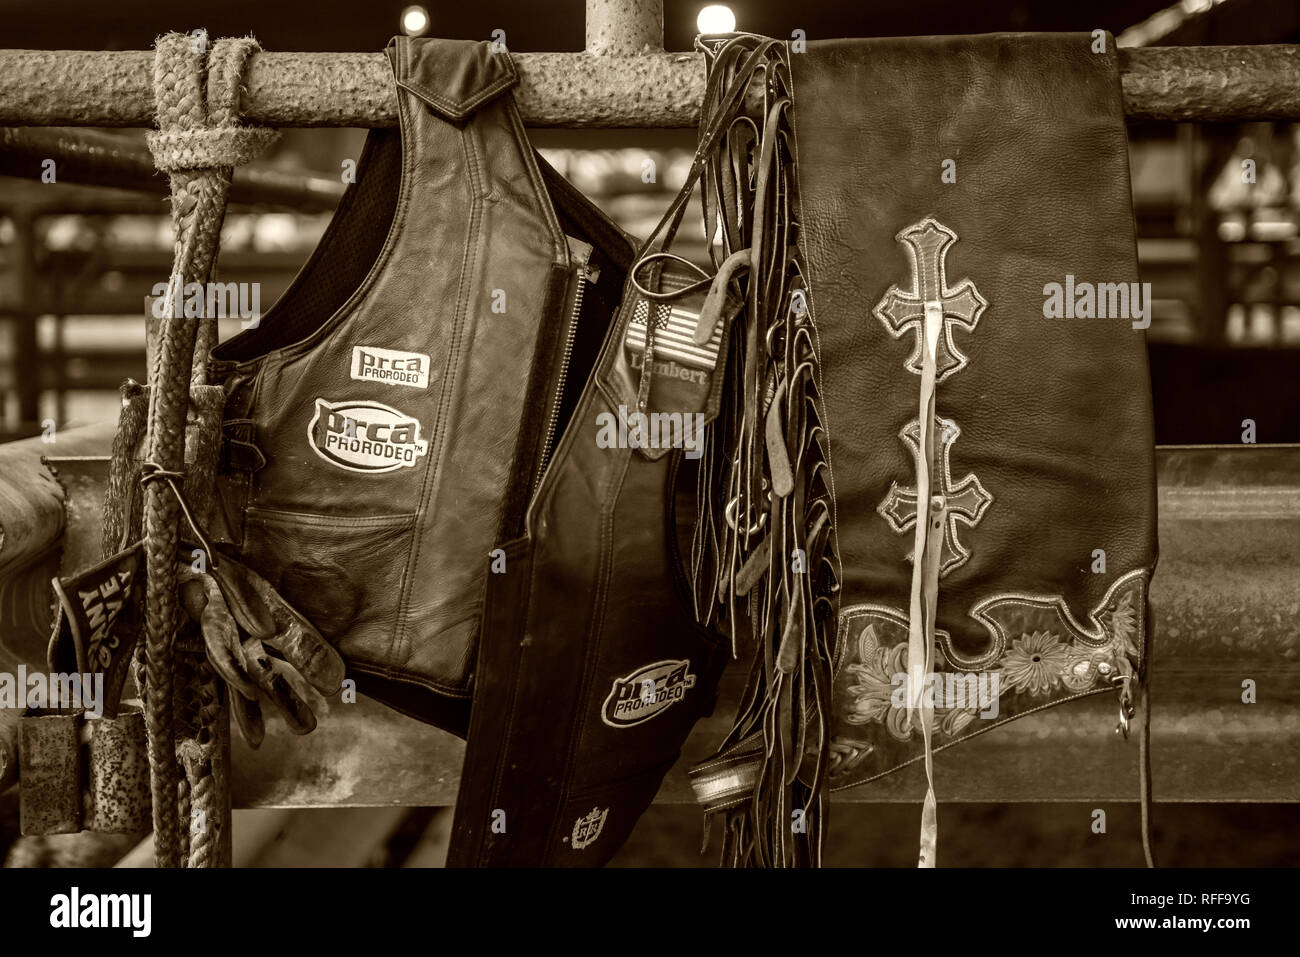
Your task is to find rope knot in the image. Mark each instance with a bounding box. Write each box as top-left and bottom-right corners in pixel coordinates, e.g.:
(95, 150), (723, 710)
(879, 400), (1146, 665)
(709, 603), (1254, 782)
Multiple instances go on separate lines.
(146, 32), (279, 172)
(147, 126), (279, 172)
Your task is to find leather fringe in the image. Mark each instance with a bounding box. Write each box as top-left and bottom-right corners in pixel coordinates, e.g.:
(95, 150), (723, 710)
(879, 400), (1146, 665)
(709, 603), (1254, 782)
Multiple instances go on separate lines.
(687, 35), (840, 868)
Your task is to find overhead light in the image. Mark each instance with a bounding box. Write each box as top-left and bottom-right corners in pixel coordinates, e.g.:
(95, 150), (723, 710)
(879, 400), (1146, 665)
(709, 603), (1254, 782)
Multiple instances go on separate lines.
(697, 4), (736, 35)
(401, 5), (430, 37)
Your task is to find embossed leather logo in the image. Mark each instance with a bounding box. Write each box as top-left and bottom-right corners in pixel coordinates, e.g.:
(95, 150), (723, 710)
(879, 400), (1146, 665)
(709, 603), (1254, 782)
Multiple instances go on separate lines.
(601, 659), (697, 728)
(570, 807), (609, 849)
(350, 345), (430, 389)
(307, 398), (429, 473)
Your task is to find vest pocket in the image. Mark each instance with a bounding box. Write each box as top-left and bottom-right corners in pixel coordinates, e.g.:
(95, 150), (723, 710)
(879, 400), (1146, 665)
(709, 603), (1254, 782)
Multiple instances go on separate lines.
(238, 506), (418, 657)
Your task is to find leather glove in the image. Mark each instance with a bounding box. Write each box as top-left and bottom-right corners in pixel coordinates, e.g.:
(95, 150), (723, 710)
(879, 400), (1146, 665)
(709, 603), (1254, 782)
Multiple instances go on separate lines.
(177, 550), (345, 746)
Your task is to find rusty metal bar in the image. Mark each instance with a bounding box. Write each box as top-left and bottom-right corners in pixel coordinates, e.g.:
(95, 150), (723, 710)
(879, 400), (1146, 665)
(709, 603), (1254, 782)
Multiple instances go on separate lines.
(0, 127), (345, 211)
(18, 711), (82, 833)
(0, 45), (1297, 128)
(229, 444), (1300, 805)
(1, 432), (1296, 804)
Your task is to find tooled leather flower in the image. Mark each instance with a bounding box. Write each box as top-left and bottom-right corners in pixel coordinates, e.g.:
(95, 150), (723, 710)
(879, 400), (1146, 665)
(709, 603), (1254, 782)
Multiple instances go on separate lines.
(1105, 589), (1140, 661)
(1000, 630), (1070, 696)
(846, 634), (907, 723)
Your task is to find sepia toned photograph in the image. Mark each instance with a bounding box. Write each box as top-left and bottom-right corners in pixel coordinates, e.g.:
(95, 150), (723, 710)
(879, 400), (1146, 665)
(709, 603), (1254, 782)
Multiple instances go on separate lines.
(0, 0), (1293, 938)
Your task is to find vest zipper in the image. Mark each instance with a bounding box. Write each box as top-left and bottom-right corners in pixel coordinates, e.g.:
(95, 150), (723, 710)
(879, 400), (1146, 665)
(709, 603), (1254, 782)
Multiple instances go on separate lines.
(534, 236), (598, 492)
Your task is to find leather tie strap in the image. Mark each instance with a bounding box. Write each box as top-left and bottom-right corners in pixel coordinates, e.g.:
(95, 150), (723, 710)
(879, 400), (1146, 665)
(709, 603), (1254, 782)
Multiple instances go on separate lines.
(906, 301), (943, 867)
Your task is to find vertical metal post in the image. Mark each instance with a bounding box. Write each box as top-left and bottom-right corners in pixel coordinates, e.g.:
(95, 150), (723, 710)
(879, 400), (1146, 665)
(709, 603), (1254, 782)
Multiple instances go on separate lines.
(586, 0), (665, 55)
(1189, 125), (1232, 345)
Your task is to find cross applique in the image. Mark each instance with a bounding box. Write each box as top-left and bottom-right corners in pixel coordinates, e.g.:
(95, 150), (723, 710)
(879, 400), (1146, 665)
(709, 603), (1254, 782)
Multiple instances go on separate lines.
(877, 416), (992, 577)
(872, 217), (987, 383)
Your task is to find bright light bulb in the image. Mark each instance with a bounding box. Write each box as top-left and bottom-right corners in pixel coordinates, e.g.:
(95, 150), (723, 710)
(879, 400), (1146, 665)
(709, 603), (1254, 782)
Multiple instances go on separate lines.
(401, 5), (430, 37)
(697, 4), (736, 35)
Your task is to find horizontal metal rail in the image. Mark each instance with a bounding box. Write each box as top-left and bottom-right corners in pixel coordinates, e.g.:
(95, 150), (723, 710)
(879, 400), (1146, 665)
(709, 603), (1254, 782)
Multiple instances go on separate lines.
(0, 127), (345, 211)
(1, 432), (1297, 804)
(0, 45), (1298, 128)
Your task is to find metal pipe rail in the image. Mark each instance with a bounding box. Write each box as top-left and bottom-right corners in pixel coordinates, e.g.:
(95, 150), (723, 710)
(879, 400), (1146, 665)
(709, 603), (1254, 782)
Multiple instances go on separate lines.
(0, 127), (345, 211)
(1, 45), (1299, 128)
(1, 432), (1298, 805)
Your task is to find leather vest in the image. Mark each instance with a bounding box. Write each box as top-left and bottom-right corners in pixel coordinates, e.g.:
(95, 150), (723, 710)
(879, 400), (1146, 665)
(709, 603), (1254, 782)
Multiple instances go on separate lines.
(688, 34), (1157, 867)
(442, 48), (780, 865)
(208, 37), (633, 734)
(445, 201), (735, 869)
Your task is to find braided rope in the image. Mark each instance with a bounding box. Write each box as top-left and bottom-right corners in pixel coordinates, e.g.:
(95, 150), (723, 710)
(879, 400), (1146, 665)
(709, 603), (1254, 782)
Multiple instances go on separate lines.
(176, 753), (193, 865)
(180, 384), (228, 870)
(138, 31), (276, 868)
(178, 659), (223, 869)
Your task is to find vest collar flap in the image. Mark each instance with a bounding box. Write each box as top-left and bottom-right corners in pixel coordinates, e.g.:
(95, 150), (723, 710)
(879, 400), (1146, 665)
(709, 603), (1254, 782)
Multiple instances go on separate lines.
(389, 36), (519, 123)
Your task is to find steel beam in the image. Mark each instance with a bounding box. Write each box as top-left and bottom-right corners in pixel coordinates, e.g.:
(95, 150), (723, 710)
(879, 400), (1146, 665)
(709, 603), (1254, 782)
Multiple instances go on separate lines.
(0, 46), (1298, 128)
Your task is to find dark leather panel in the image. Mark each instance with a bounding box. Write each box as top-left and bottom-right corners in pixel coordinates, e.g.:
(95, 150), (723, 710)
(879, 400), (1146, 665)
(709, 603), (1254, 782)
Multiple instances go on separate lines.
(788, 34), (1157, 790)
(792, 34), (1156, 649)
(448, 261), (728, 866)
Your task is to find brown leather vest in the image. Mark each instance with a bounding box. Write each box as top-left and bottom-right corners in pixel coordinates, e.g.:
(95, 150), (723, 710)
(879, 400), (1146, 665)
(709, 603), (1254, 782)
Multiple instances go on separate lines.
(209, 37), (633, 733)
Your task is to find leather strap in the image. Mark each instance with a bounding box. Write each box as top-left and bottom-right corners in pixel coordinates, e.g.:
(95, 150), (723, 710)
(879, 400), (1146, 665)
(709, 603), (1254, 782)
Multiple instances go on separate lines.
(905, 300), (943, 867)
(1138, 671), (1157, 868)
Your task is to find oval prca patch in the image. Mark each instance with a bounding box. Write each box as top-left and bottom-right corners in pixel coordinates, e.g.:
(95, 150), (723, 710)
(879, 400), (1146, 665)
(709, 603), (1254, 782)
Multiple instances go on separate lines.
(601, 659), (697, 728)
(307, 398), (430, 473)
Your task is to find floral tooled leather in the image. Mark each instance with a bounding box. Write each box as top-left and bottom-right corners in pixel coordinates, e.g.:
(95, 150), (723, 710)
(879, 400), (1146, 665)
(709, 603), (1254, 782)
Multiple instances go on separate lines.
(823, 571), (1146, 789)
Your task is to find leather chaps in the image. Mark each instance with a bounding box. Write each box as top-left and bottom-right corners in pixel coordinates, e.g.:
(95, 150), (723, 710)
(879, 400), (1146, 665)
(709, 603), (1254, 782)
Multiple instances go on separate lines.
(688, 33), (1157, 868)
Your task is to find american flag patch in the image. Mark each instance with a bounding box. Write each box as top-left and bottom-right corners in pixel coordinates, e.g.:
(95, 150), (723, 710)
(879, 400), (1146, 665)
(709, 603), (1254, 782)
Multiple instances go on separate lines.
(625, 299), (724, 371)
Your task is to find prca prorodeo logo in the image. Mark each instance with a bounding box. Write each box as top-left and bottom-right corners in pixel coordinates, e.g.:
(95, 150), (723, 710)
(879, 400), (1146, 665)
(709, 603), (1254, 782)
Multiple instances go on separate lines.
(601, 659), (697, 728)
(350, 345), (430, 389)
(308, 398), (429, 473)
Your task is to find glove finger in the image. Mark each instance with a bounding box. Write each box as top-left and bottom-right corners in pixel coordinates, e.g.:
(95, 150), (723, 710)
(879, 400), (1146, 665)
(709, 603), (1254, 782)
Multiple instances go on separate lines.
(230, 692), (265, 750)
(190, 576), (261, 701)
(242, 638), (317, 735)
(208, 553), (344, 694)
(264, 612), (345, 696)
(208, 559), (276, 641)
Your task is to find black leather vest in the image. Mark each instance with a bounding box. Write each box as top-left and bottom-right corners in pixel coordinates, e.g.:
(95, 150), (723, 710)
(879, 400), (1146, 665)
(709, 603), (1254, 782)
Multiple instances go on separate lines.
(445, 217), (734, 868)
(441, 46), (779, 864)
